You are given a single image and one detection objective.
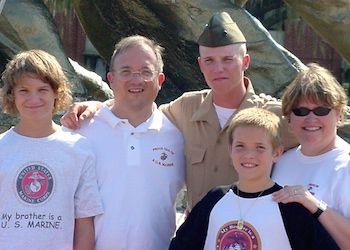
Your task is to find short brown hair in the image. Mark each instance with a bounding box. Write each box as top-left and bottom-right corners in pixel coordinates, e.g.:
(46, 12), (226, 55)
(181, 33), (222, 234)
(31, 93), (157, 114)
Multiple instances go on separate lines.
(1, 49), (72, 115)
(227, 107), (282, 151)
(109, 35), (164, 73)
(282, 63), (348, 121)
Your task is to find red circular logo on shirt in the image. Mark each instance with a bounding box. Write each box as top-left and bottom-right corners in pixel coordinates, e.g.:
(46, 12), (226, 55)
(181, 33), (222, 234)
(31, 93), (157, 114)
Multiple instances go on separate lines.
(216, 221), (261, 250)
(16, 164), (54, 204)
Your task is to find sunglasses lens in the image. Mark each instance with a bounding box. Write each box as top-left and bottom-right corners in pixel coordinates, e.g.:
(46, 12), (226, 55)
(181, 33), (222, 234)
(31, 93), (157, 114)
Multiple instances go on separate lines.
(292, 107), (310, 116)
(313, 107), (331, 116)
(292, 107), (331, 116)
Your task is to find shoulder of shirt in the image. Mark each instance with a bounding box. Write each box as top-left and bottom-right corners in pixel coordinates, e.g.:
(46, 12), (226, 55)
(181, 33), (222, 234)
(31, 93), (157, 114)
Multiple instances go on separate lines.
(0, 129), (10, 139)
(77, 106), (115, 130)
(279, 200), (314, 218)
(92, 106), (111, 121)
(52, 131), (96, 163)
(56, 129), (93, 148)
(160, 89), (212, 114)
(181, 89), (211, 96)
(158, 109), (177, 124)
(278, 146), (298, 160)
(173, 89), (211, 102)
(247, 93), (281, 107)
(153, 109), (184, 135)
(336, 136), (350, 152)
(0, 129), (12, 145)
(196, 185), (231, 204)
(194, 185), (231, 210)
(60, 134), (95, 159)
(207, 185), (231, 197)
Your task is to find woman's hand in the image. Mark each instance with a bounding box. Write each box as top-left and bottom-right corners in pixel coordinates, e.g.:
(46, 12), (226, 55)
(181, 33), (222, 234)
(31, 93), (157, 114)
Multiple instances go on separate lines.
(272, 185), (320, 214)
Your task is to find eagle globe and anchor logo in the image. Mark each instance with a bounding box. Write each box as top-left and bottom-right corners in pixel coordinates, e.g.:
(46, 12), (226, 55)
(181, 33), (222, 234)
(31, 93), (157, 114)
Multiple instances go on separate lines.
(216, 221), (261, 250)
(16, 164), (54, 204)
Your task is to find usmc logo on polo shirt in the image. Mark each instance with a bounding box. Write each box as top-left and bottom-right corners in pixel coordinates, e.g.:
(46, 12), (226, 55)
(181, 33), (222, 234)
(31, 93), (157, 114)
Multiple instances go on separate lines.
(16, 163), (54, 204)
(152, 146), (175, 167)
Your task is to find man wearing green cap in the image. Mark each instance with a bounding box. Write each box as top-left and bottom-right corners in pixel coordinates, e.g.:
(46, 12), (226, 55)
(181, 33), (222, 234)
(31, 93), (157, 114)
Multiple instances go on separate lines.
(61, 12), (297, 210)
(161, 11), (296, 209)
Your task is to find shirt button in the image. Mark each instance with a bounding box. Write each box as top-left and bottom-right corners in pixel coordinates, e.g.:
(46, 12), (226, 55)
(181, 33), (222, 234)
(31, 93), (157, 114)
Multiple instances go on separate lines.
(131, 132), (134, 135)
(131, 146), (135, 150)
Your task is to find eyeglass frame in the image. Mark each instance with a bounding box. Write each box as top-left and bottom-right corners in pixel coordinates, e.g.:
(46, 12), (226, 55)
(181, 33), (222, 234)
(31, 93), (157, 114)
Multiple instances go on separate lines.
(114, 68), (159, 81)
(291, 106), (332, 117)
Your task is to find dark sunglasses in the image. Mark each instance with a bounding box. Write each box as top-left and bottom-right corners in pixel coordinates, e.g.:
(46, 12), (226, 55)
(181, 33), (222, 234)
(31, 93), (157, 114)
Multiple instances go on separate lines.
(292, 107), (332, 116)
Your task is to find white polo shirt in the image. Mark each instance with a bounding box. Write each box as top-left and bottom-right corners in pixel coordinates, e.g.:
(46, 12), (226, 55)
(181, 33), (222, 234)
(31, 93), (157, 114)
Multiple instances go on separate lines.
(77, 105), (185, 250)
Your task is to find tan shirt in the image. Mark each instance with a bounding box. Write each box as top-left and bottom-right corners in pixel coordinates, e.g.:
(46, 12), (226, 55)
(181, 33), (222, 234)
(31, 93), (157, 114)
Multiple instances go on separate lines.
(160, 78), (298, 209)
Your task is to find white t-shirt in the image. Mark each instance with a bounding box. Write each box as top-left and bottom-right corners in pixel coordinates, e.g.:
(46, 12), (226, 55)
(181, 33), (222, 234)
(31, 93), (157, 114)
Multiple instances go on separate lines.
(0, 128), (103, 250)
(273, 136), (350, 217)
(204, 189), (291, 250)
(213, 104), (236, 128)
(77, 106), (185, 250)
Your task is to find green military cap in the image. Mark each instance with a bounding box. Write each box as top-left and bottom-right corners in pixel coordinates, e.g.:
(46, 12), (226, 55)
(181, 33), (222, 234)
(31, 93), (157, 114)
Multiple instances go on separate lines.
(198, 12), (246, 47)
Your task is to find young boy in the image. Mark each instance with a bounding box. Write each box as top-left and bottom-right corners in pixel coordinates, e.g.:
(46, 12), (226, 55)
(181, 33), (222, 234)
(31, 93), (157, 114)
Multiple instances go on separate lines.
(169, 107), (338, 250)
(0, 50), (103, 250)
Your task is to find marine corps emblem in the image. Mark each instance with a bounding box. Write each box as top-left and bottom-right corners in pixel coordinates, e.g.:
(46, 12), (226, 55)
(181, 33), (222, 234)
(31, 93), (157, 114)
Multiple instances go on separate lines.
(16, 164), (54, 204)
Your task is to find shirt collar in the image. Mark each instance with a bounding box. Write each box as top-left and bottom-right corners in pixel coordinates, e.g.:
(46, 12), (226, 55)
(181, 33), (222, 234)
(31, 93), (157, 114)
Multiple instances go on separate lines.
(191, 77), (255, 123)
(97, 103), (163, 132)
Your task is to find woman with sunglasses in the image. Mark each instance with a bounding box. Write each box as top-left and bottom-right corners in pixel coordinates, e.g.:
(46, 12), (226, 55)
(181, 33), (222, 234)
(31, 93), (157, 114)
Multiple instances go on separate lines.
(272, 63), (350, 248)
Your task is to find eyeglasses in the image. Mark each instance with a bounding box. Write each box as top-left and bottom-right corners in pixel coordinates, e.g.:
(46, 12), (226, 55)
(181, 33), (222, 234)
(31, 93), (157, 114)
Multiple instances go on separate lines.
(292, 107), (332, 116)
(116, 69), (158, 81)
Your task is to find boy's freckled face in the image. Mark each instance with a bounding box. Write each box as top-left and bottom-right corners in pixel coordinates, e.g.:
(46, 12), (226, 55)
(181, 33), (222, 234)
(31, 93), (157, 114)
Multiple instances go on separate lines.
(230, 126), (281, 184)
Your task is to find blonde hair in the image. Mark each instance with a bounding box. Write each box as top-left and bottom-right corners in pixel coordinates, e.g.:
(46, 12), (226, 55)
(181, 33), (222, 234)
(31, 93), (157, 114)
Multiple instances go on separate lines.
(228, 107), (282, 151)
(1, 50), (72, 115)
(199, 42), (247, 59)
(109, 35), (164, 72)
(282, 63), (348, 121)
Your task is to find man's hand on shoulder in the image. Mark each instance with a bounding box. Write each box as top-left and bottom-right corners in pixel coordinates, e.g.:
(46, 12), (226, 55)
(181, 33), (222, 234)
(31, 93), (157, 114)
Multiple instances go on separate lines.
(259, 93), (278, 102)
(60, 101), (103, 129)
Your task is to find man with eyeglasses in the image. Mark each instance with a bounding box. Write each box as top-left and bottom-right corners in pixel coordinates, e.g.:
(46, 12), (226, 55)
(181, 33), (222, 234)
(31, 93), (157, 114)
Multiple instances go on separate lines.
(70, 35), (185, 250)
(62, 12), (298, 211)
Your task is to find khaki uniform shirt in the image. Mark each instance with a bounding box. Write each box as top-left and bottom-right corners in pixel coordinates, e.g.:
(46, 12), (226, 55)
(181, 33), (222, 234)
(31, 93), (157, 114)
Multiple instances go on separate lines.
(160, 78), (298, 209)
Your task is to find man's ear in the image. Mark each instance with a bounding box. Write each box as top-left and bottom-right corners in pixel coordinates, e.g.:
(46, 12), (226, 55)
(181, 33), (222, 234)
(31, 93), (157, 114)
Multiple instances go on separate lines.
(197, 57), (204, 72)
(158, 73), (165, 87)
(242, 54), (250, 71)
(107, 72), (114, 84)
